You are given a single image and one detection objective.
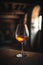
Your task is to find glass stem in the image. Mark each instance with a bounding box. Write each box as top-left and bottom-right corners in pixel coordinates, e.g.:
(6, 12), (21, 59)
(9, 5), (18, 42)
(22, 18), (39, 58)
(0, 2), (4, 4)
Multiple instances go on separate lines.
(21, 42), (24, 55)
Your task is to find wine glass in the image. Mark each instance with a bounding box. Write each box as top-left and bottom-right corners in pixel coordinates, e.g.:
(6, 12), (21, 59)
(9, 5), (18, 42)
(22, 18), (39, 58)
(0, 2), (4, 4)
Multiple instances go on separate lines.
(15, 23), (29, 57)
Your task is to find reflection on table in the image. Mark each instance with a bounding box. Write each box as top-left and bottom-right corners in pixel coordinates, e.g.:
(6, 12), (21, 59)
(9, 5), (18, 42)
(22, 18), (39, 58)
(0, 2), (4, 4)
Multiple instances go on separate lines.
(0, 49), (43, 65)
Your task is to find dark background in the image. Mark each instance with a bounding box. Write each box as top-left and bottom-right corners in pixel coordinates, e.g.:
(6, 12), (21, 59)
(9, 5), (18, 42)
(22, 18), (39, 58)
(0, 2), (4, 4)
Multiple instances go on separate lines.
(0, 0), (43, 53)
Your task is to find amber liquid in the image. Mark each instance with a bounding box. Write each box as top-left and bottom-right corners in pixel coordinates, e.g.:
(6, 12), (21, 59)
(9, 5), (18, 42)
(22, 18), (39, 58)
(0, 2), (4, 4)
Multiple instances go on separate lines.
(16, 36), (28, 42)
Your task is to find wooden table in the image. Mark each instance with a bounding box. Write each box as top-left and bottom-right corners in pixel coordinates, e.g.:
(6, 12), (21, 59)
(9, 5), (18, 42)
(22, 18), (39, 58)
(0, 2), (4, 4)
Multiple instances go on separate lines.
(0, 49), (43, 65)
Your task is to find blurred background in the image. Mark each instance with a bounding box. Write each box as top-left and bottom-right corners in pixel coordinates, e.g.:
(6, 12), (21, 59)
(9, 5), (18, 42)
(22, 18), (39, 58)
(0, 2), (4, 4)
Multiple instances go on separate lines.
(0, 0), (43, 53)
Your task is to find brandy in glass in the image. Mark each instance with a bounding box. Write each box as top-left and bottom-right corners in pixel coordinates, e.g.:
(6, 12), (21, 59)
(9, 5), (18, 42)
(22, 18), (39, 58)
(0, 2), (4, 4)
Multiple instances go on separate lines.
(15, 23), (29, 57)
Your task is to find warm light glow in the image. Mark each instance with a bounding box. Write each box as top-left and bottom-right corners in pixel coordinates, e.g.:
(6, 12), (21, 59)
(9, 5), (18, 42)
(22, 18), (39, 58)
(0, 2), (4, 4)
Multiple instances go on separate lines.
(16, 36), (24, 42)
(16, 36), (28, 42)
(31, 5), (41, 22)
(31, 5), (42, 46)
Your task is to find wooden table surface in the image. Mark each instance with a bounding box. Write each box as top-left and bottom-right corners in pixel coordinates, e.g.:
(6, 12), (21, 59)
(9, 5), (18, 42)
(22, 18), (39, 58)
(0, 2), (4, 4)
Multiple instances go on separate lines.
(0, 49), (43, 65)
